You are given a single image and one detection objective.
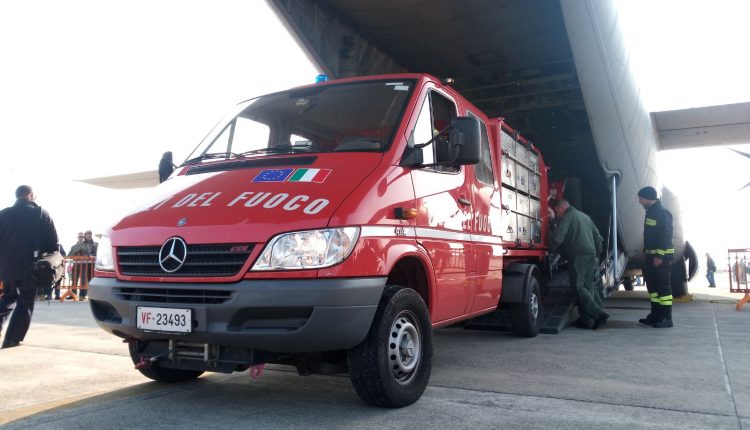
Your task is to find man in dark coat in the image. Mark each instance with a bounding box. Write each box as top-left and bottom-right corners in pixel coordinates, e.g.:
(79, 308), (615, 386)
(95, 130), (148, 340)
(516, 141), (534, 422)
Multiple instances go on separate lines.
(0, 185), (59, 348)
(68, 230), (97, 300)
(550, 199), (609, 329)
(705, 253), (717, 288)
(636, 186), (674, 328)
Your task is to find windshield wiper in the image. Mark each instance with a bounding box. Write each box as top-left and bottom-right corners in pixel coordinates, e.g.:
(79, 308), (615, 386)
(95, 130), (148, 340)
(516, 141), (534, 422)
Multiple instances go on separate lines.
(182, 152), (238, 166)
(238, 144), (334, 157)
(238, 145), (296, 156)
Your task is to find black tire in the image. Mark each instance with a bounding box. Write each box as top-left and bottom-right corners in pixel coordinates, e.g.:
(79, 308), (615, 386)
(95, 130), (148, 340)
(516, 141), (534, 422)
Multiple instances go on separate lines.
(128, 341), (204, 383)
(347, 286), (432, 408)
(623, 276), (634, 291)
(671, 258), (688, 297)
(510, 275), (542, 337)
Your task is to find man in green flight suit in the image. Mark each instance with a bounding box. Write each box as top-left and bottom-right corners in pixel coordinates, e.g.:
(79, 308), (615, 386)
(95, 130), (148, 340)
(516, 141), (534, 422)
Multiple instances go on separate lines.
(551, 199), (609, 329)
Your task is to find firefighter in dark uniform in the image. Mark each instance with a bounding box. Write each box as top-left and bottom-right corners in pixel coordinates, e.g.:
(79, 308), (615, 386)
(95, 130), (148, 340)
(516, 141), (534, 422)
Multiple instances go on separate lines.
(636, 186), (674, 328)
(0, 185), (59, 348)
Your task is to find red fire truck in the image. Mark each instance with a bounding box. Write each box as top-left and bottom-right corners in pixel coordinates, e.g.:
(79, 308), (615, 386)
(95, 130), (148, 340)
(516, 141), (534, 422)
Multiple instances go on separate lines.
(89, 74), (550, 407)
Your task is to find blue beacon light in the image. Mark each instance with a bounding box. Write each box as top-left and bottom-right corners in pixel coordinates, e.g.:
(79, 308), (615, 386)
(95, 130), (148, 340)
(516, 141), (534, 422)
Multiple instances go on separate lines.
(315, 74), (328, 83)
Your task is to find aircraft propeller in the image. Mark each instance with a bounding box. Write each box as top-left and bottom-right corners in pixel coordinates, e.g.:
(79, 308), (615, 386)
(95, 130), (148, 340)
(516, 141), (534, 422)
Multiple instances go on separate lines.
(728, 148), (750, 190)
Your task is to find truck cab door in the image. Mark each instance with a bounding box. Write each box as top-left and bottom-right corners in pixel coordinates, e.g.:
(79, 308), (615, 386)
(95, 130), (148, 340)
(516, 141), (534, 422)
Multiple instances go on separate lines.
(409, 89), (474, 323)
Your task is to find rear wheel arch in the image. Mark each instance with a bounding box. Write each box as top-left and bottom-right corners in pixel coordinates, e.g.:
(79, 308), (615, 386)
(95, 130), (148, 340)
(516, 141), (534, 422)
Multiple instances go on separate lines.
(501, 262), (543, 305)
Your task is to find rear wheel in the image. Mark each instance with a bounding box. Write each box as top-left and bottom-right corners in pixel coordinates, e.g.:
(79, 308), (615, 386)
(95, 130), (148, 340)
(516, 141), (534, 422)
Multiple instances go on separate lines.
(128, 341), (204, 382)
(510, 275), (542, 337)
(347, 286), (432, 408)
(623, 276), (634, 291)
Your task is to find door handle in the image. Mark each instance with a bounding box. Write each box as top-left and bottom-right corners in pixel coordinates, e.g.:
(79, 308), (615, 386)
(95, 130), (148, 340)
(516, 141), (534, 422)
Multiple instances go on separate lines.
(458, 196), (471, 206)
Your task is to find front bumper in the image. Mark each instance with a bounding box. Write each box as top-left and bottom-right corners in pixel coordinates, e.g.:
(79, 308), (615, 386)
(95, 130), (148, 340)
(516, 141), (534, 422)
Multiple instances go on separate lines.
(88, 276), (386, 352)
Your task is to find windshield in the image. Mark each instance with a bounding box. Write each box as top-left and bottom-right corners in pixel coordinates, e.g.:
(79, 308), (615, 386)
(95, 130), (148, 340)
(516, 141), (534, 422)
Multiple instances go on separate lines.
(183, 80), (415, 165)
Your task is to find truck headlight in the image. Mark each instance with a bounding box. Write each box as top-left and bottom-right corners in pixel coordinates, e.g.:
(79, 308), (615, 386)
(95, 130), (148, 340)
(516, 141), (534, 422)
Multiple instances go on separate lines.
(95, 235), (115, 271)
(252, 227), (360, 271)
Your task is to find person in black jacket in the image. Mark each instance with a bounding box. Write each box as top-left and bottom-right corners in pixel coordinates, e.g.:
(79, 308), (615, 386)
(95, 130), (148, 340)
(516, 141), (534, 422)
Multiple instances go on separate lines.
(636, 186), (675, 328)
(0, 185), (59, 348)
(705, 253), (717, 288)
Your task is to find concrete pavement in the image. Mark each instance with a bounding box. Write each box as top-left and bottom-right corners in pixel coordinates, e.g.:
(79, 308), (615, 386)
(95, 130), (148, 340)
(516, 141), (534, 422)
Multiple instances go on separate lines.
(1, 278), (748, 429)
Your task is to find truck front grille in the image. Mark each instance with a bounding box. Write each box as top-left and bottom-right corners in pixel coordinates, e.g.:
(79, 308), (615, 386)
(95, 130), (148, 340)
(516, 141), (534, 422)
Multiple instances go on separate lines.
(117, 244), (253, 277)
(115, 287), (233, 304)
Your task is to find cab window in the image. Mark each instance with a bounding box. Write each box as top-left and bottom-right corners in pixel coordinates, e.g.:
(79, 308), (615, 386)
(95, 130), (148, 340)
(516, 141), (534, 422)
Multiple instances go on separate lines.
(229, 117), (271, 154)
(468, 112), (494, 185)
(409, 91), (459, 173)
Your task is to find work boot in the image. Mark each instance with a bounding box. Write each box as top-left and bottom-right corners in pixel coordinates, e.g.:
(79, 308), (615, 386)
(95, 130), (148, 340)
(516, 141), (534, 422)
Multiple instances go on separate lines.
(638, 302), (657, 325)
(652, 319), (673, 328)
(592, 312), (610, 330)
(651, 305), (673, 328)
(662, 305), (674, 327)
(572, 317), (593, 329)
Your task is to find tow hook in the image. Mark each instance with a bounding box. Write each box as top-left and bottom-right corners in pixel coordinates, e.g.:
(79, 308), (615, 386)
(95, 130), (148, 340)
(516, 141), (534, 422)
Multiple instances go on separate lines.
(134, 355), (151, 370)
(250, 363), (265, 379)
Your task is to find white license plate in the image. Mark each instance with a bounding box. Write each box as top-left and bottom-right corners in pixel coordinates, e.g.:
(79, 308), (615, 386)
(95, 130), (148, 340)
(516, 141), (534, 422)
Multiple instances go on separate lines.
(137, 307), (192, 333)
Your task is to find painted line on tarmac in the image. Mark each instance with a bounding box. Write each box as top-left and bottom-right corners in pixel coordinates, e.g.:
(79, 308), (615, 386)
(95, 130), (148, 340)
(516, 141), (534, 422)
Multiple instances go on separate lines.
(428, 383), (739, 420)
(710, 302), (743, 429)
(0, 382), (176, 426)
(17, 343), (129, 357)
(0, 369), (302, 427)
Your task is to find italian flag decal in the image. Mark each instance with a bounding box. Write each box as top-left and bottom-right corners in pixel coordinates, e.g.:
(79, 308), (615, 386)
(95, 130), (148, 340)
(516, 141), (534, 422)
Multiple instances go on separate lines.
(288, 168), (332, 183)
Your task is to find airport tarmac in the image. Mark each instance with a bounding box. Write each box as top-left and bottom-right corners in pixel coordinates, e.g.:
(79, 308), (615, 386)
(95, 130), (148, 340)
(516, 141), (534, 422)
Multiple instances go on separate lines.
(1, 278), (748, 429)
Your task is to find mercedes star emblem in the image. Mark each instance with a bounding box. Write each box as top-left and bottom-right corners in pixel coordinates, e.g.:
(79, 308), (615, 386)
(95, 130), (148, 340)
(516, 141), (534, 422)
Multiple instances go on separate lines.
(159, 237), (188, 273)
(177, 217), (188, 226)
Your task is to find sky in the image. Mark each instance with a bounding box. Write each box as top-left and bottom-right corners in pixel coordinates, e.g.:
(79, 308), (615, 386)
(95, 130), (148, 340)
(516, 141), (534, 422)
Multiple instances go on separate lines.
(0, 0), (318, 248)
(0, 0), (748, 260)
(615, 0), (750, 262)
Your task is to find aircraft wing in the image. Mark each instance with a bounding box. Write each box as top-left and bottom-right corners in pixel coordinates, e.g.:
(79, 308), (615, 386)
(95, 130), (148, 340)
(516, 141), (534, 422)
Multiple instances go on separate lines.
(77, 170), (160, 189)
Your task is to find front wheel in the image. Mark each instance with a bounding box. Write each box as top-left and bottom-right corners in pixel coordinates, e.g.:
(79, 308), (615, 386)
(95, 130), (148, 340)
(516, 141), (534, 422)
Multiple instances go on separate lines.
(347, 286), (432, 408)
(128, 341), (204, 383)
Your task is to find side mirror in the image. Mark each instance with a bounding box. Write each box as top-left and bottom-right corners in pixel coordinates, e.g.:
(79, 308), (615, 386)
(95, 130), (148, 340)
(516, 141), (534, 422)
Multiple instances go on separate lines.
(448, 117), (481, 165)
(402, 116), (481, 168)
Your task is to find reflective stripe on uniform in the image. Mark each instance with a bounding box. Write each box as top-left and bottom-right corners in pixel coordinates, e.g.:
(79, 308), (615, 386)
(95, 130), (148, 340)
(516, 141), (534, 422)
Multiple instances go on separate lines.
(650, 292), (660, 303)
(660, 295), (673, 306)
(645, 218), (657, 226)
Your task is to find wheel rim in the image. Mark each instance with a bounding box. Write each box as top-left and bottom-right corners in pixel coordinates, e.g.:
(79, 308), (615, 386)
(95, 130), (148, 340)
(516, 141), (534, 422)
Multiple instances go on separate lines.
(388, 310), (421, 385)
(529, 290), (539, 321)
